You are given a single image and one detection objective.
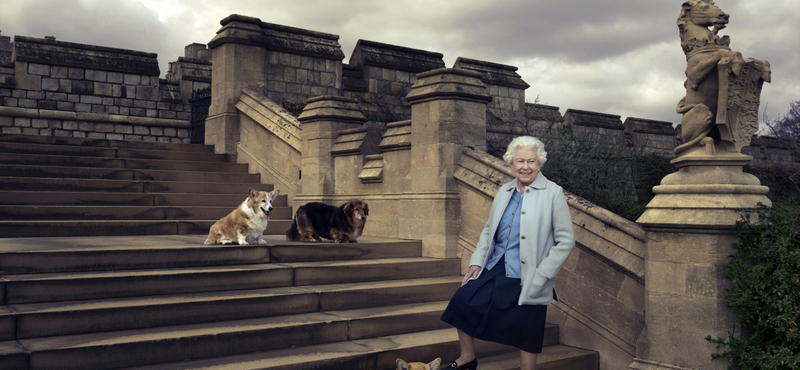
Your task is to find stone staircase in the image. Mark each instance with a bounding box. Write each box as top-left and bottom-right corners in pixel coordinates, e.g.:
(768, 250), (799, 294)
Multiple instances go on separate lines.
(0, 133), (290, 238)
(0, 133), (598, 369)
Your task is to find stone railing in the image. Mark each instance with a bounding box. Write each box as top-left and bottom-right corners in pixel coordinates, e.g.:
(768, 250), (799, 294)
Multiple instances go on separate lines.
(235, 88), (302, 200)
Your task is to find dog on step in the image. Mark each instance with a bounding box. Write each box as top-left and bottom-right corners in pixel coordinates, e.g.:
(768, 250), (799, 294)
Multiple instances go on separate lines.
(396, 358), (441, 370)
(205, 187), (280, 245)
(285, 199), (368, 243)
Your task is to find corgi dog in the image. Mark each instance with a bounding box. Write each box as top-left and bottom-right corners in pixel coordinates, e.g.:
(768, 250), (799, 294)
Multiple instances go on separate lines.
(205, 188), (280, 245)
(396, 358), (441, 370)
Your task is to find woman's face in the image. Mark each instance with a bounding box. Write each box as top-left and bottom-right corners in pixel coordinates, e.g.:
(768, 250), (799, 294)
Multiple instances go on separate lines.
(512, 147), (540, 187)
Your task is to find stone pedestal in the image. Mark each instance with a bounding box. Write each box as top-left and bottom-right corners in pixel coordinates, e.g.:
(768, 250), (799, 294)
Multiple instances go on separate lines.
(295, 95), (366, 206)
(632, 153), (770, 370)
(404, 68), (491, 258)
(206, 15), (267, 154)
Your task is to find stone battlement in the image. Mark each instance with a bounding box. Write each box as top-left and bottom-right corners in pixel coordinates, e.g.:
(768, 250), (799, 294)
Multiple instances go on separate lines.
(1, 19), (797, 167)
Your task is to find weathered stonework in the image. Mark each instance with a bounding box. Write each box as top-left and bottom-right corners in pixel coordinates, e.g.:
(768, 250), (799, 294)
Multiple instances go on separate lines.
(0, 35), (209, 142)
(632, 3), (772, 369)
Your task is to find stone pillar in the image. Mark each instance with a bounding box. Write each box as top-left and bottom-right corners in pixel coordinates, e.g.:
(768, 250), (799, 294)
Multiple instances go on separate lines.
(205, 15), (267, 154)
(631, 154), (771, 370)
(295, 95), (366, 206)
(403, 68), (491, 258)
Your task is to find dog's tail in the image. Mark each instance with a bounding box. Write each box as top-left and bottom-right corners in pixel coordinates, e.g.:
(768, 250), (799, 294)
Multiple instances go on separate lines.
(285, 220), (301, 241)
(204, 232), (219, 245)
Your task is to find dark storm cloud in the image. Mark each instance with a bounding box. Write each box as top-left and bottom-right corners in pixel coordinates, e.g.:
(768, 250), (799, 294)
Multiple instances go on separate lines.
(0, 0), (181, 75)
(438, 0), (678, 62)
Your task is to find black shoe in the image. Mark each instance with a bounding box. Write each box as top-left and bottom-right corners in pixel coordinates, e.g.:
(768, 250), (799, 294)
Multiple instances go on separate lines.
(442, 358), (477, 370)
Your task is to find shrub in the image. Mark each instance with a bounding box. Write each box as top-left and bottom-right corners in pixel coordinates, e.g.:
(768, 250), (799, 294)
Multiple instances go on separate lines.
(707, 203), (800, 370)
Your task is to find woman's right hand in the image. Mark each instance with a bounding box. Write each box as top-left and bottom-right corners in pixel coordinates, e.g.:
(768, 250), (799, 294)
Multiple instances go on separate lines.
(461, 265), (481, 286)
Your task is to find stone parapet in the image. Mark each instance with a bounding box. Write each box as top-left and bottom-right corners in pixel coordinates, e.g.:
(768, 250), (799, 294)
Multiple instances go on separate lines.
(564, 108), (624, 130)
(526, 103), (564, 123)
(208, 15), (344, 61)
(0, 31), (12, 67)
(453, 57), (529, 90)
(349, 39), (445, 73)
(624, 117), (677, 156)
(13, 36), (159, 76)
(0, 35), (194, 143)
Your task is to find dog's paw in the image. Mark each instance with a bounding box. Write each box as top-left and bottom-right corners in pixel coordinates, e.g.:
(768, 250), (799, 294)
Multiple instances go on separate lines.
(257, 239), (268, 245)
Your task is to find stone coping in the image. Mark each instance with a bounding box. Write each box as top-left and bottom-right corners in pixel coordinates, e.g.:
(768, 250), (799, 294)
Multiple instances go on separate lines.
(13, 35), (160, 76)
(563, 108), (624, 130)
(349, 39), (446, 73)
(211, 14), (345, 61)
(454, 57), (530, 89)
(0, 234), (418, 252)
(0, 106), (190, 128)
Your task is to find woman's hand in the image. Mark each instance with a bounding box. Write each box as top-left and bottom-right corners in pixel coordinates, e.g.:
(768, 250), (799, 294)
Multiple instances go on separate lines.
(461, 265), (481, 286)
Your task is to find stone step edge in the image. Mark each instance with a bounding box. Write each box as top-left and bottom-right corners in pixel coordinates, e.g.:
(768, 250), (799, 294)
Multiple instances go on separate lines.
(0, 133), (214, 153)
(112, 327), (584, 370)
(15, 302), (455, 369)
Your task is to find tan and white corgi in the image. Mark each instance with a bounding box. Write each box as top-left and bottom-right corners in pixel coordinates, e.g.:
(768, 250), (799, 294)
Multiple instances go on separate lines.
(204, 188), (280, 245)
(396, 358), (441, 370)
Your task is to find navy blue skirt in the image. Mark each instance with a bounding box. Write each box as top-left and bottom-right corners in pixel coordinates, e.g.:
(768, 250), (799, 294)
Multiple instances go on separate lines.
(440, 257), (548, 353)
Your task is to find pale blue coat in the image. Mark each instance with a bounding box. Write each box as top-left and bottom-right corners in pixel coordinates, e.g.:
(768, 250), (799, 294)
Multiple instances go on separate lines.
(468, 173), (575, 305)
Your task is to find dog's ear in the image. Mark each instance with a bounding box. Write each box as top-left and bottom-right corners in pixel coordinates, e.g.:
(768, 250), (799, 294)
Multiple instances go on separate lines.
(363, 202), (369, 216)
(343, 201), (354, 216)
(248, 187), (257, 200)
(428, 358), (441, 370)
(270, 189), (280, 199)
(395, 358), (409, 370)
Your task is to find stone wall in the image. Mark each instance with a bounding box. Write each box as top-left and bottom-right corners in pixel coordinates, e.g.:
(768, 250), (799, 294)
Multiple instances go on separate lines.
(0, 33), (210, 143)
(344, 40), (446, 125)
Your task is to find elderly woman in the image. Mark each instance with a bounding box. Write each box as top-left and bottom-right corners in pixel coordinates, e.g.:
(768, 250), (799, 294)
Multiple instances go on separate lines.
(440, 136), (575, 370)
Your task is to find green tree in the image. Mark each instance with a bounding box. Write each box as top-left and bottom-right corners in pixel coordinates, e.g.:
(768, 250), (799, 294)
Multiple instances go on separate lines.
(707, 204), (800, 370)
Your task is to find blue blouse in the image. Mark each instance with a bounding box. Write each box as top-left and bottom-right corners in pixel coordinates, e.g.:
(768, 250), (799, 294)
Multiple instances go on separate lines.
(485, 188), (523, 278)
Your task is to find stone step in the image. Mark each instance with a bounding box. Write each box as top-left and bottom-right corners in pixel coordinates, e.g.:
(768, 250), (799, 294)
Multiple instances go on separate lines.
(0, 190), (281, 207)
(8, 278), (461, 339)
(0, 133), (215, 153)
(114, 328), (594, 370)
(0, 141), (232, 162)
(0, 164), (261, 183)
(0, 235), (421, 274)
(0, 176), (264, 194)
(0, 204), (292, 221)
(2, 257), (459, 304)
(0, 218), (291, 238)
(0, 152), (250, 172)
(13, 302), (457, 370)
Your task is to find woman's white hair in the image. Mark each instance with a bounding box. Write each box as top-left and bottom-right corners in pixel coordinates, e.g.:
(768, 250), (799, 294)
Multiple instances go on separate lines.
(502, 136), (547, 167)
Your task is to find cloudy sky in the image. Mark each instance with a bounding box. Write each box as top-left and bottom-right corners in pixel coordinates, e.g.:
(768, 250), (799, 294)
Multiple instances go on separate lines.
(1, 0), (798, 128)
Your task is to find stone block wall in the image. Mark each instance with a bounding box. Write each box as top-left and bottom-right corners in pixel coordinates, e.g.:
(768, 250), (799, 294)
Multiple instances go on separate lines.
(344, 39), (446, 124)
(623, 117), (676, 157)
(454, 57), (529, 125)
(0, 34), (210, 143)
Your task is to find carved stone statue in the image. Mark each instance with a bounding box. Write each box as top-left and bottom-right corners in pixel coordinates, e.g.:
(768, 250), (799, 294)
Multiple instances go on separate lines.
(675, 0), (770, 157)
